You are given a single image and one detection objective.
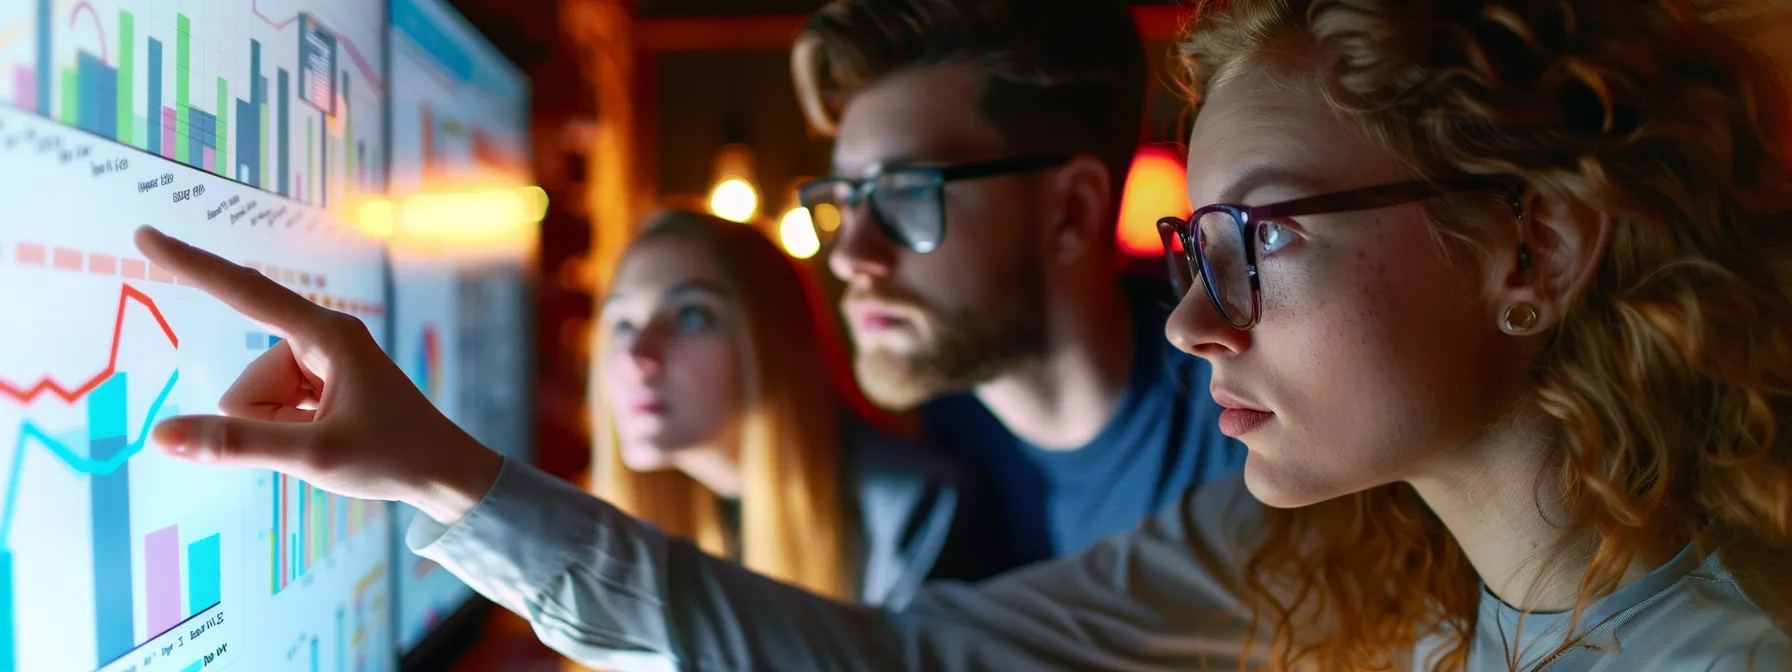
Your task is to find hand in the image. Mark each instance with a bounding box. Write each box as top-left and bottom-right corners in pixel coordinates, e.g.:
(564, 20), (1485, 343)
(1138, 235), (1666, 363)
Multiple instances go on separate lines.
(134, 226), (503, 526)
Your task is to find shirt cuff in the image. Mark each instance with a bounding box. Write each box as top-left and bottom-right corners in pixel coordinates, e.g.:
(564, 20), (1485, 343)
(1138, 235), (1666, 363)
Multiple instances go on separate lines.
(403, 458), (593, 614)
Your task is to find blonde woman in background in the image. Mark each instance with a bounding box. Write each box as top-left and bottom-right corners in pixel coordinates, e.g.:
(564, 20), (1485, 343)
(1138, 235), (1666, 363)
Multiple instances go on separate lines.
(587, 208), (989, 605)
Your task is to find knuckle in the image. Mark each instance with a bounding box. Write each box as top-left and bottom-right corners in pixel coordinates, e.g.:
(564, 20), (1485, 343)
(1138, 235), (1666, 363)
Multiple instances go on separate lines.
(315, 310), (374, 349)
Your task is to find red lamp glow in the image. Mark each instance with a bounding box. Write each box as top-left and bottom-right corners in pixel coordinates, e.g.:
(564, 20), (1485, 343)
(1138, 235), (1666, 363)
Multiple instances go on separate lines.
(1115, 145), (1191, 257)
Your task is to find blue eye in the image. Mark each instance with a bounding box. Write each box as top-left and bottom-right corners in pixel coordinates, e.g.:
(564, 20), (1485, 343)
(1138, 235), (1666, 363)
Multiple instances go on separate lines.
(1256, 222), (1294, 255)
(608, 319), (638, 341)
(674, 306), (718, 333)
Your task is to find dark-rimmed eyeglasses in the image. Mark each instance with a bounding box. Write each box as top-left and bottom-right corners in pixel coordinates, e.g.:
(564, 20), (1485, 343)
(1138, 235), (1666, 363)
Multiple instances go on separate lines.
(799, 155), (1071, 254)
(1158, 180), (1520, 330)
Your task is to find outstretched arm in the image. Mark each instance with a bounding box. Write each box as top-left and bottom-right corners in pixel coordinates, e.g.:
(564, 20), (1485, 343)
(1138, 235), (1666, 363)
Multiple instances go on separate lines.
(413, 457), (1269, 672)
(133, 226), (1268, 672)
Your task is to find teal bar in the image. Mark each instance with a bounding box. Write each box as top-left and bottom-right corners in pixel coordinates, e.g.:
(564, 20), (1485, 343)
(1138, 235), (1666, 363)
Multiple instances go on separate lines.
(0, 550), (14, 671)
(187, 534), (221, 614)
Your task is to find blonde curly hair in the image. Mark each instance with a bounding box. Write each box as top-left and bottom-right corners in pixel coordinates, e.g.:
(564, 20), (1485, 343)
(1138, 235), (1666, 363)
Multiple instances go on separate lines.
(1177, 0), (1792, 669)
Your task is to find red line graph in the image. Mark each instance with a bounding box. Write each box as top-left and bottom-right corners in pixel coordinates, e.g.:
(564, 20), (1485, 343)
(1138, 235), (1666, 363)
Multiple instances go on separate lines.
(0, 285), (180, 405)
(251, 0), (385, 94)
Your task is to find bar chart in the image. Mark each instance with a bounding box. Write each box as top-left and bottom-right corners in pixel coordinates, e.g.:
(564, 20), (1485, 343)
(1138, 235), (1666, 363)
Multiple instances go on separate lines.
(0, 97), (392, 672)
(0, 0), (386, 213)
(270, 472), (383, 596)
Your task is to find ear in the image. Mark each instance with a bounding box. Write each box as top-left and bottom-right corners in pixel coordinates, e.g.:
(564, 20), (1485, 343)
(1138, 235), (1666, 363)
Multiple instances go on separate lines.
(1496, 189), (1613, 334)
(1048, 155), (1116, 266)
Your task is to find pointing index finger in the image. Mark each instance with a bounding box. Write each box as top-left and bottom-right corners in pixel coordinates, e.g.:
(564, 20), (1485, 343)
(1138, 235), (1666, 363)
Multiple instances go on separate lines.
(133, 226), (328, 338)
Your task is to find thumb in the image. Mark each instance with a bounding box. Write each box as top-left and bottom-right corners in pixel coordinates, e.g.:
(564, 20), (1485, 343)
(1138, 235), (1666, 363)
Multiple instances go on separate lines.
(152, 415), (317, 469)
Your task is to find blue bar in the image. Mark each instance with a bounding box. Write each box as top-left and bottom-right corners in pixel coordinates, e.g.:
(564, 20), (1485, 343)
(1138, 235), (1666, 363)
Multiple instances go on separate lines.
(236, 99), (259, 184)
(35, 0), (49, 117)
(186, 107), (216, 168)
(0, 550), (14, 672)
(336, 609), (344, 672)
(250, 41), (263, 105)
(187, 534), (221, 614)
(310, 636), (319, 672)
(90, 374), (134, 666)
(77, 52), (118, 139)
(148, 39), (163, 155)
(181, 660), (201, 672)
(277, 69), (290, 196)
(290, 534), (297, 583)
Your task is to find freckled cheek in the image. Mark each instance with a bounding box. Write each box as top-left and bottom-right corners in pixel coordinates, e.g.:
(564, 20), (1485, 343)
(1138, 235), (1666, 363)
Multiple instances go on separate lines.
(1254, 255), (1408, 415)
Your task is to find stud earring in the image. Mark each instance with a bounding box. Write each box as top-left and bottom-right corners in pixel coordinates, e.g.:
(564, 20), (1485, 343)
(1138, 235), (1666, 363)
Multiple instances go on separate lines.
(1501, 303), (1540, 335)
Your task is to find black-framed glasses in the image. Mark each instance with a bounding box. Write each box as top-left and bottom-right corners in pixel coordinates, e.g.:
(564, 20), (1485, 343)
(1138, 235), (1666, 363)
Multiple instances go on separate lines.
(798, 155), (1071, 254)
(1158, 180), (1520, 330)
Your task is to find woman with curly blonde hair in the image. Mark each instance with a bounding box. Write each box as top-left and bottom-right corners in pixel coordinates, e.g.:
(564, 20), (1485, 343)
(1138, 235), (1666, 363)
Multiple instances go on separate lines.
(134, 0), (1791, 669)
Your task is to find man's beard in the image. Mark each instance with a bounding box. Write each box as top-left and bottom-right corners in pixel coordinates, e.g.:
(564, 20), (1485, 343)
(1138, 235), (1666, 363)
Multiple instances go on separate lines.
(846, 260), (1049, 410)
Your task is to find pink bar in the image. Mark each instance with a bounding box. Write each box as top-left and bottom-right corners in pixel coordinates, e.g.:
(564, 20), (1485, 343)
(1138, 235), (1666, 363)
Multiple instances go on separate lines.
(161, 108), (176, 159)
(120, 258), (147, 279)
(145, 525), (182, 636)
(148, 264), (174, 283)
(11, 67), (34, 112)
(202, 146), (215, 172)
(296, 174), (303, 201)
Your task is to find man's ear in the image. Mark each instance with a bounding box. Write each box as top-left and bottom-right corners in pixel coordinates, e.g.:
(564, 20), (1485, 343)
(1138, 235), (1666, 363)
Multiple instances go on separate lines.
(1496, 189), (1613, 334)
(1049, 155), (1116, 267)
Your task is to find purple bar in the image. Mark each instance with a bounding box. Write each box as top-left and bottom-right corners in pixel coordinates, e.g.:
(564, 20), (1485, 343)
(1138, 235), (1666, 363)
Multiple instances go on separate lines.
(144, 524), (182, 637)
(202, 146), (215, 172)
(10, 67), (34, 111)
(161, 107), (176, 159)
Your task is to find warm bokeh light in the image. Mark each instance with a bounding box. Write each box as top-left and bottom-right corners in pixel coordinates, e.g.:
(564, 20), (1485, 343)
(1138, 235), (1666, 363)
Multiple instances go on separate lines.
(1116, 145), (1191, 257)
(709, 178), (759, 223)
(357, 186), (548, 251)
(358, 199), (397, 238)
(779, 207), (821, 259)
(811, 202), (841, 233)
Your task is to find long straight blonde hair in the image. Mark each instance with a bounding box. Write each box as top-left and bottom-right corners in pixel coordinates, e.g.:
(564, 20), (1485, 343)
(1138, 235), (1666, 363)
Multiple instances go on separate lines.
(590, 210), (890, 600)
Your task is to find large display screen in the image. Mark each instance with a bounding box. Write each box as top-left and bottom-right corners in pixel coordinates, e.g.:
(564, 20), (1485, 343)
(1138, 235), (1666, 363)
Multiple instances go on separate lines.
(0, 1), (394, 671)
(386, 0), (534, 655)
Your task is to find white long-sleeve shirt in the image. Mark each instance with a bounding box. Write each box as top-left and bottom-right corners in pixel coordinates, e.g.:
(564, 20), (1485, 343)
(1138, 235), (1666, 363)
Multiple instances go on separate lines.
(408, 459), (1789, 671)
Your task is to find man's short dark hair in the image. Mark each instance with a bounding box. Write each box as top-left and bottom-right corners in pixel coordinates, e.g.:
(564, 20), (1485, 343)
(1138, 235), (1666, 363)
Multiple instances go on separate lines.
(793, 0), (1148, 200)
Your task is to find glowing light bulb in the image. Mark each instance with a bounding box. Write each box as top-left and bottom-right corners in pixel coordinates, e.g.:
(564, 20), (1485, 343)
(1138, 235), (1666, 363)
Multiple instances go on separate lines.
(709, 178), (759, 223)
(779, 208), (821, 259)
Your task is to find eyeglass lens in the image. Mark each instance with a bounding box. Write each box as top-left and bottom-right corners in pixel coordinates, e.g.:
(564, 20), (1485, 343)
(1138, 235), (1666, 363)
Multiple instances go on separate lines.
(1159, 210), (1254, 328)
(802, 172), (945, 253)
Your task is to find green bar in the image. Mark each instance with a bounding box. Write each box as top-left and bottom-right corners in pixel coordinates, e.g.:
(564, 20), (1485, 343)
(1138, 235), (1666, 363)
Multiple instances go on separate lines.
(59, 68), (77, 125)
(306, 120), (314, 201)
(215, 77), (228, 176)
(175, 14), (190, 164)
(261, 103), (270, 187)
(270, 519), (278, 595)
(117, 11), (135, 147)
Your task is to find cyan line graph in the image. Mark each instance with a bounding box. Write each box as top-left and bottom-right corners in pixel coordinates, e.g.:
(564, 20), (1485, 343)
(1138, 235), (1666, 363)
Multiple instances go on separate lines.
(0, 369), (178, 546)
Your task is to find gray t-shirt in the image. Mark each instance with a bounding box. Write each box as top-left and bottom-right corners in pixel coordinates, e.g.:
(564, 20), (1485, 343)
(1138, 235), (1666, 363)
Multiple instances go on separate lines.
(409, 459), (1788, 671)
(1447, 544), (1786, 671)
